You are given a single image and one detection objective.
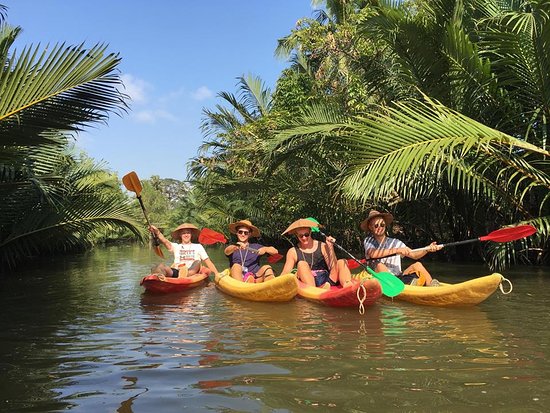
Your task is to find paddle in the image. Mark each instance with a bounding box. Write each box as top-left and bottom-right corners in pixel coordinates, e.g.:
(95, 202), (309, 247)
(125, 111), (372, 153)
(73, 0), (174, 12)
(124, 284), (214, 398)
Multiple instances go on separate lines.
(122, 171), (164, 258)
(380, 224), (537, 259)
(198, 227), (228, 245)
(199, 227), (284, 263)
(347, 258), (366, 270)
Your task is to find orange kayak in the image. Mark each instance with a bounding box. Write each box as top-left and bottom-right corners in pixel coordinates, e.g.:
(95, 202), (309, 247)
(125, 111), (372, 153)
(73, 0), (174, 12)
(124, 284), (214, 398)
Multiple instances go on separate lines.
(140, 270), (209, 294)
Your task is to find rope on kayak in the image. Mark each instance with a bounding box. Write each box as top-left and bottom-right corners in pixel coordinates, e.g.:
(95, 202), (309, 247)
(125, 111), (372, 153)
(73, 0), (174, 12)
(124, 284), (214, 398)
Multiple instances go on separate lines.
(356, 281), (367, 315)
(499, 276), (513, 294)
(216, 271), (228, 284)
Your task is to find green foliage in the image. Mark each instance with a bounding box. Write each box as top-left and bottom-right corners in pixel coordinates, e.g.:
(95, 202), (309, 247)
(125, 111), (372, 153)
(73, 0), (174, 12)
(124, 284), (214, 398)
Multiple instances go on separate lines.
(185, 0), (549, 268)
(0, 12), (143, 272)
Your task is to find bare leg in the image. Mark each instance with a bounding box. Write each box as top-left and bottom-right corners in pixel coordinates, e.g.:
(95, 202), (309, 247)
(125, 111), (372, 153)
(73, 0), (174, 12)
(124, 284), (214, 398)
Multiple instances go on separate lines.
(403, 262), (433, 286)
(296, 260), (316, 286)
(230, 263), (244, 280)
(336, 259), (352, 287)
(254, 265), (275, 283)
(185, 260), (202, 276)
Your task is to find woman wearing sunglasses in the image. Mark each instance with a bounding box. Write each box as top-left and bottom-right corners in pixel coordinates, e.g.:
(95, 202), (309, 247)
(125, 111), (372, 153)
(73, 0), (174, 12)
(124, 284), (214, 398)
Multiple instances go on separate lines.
(224, 220), (278, 283)
(280, 219), (352, 289)
(361, 210), (441, 286)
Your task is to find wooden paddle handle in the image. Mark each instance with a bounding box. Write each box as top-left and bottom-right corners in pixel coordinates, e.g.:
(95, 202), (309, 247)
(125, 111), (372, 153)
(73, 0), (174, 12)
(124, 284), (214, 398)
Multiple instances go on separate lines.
(137, 195), (162, 248)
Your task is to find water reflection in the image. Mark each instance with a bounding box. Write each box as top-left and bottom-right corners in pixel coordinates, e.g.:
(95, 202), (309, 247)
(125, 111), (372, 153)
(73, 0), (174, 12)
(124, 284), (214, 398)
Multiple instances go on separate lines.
(0, 246), (549, 412)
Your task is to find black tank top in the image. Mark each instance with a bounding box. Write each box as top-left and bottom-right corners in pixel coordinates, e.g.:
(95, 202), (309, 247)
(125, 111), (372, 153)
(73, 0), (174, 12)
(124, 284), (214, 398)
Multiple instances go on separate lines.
(295, 241), (329, 271)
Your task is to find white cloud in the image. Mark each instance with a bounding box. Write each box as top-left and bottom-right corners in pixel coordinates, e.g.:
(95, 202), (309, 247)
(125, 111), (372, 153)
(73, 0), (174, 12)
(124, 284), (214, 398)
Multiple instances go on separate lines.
(120, 74), (151, 104)
(191, 86), (213, 101)
(133, 109), (177, 124)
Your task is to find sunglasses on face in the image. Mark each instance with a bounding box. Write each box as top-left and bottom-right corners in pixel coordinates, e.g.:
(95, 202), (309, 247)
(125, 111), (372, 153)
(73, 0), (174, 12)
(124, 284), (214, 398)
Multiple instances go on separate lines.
(237, 230), (250, 235)
(297, 232), (311, 238)
(373, 223), (386, 229)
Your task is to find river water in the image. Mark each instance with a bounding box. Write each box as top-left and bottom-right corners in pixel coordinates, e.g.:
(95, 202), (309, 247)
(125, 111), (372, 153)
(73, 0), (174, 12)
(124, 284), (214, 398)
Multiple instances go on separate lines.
(0, 245), (549, 412)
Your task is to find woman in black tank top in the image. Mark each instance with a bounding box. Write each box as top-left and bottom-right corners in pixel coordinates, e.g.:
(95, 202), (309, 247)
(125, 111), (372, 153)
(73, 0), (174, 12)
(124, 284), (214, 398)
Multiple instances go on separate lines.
(280, 219), (352, 289)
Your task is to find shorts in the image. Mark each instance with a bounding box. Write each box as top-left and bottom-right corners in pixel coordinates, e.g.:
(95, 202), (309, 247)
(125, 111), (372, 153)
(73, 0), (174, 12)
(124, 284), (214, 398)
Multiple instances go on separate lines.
(242, 271), (257, 281)
(171, 268), (180, 278)
(399, 270), (420, 285)
(312, 270), (338, 288)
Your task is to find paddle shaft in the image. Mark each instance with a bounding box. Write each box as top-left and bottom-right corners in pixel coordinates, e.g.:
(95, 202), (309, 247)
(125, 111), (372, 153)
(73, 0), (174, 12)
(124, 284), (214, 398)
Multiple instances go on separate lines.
(406, 238), (479, 254)
(122, 172), (163, 256)
(318, 230), (372, 272)
(380, 224), (536, 258)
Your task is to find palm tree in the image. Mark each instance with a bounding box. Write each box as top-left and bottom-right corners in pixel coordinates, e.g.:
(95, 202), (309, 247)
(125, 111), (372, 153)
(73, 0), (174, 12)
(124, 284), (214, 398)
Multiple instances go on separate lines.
(0, 14), (143, 271)
(265, 0), (550, 267)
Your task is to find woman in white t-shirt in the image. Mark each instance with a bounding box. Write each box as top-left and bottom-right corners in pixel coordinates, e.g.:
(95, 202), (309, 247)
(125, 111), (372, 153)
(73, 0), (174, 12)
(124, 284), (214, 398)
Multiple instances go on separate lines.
(149, 223), (219, 277)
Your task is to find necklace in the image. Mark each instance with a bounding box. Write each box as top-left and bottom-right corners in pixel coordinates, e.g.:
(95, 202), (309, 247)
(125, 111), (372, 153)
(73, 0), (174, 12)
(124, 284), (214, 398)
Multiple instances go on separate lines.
(239, 247), (249, 273)
(298, 241), (315, 269)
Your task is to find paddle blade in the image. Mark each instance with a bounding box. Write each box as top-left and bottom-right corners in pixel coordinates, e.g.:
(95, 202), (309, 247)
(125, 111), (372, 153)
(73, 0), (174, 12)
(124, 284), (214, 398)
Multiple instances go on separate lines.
(199, 228), (227, 245)
(480, 225), (537, 243)
(366, 267), (405, 297)
(347, 258), (366, 270)
(153, 245), (165, 258)
(122, 171), (143, 195)
(306, 217), (321, 233)
(267, 253), (284, 264)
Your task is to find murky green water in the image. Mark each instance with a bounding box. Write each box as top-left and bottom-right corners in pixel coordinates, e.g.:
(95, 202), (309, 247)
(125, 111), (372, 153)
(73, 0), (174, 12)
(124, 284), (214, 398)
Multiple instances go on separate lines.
(0, 245), (549, 412)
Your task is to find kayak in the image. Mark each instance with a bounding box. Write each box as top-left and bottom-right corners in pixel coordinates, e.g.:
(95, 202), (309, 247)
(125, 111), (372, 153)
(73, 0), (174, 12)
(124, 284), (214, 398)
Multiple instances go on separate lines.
(140, 271), (209, 294)
(391, 273), (504, 307)
(214, 269), (298, 302)
(297, 277), (382, 308)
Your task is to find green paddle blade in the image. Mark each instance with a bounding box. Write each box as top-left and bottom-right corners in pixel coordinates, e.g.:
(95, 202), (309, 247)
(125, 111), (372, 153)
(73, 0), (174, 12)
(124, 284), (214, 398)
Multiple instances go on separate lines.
(365, 267), (405, 297)
(306, 217), (321, 233)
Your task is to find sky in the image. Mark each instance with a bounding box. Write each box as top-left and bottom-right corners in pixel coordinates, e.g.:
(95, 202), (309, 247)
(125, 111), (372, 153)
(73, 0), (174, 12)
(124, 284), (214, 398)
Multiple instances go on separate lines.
(5, 1), (316, 180)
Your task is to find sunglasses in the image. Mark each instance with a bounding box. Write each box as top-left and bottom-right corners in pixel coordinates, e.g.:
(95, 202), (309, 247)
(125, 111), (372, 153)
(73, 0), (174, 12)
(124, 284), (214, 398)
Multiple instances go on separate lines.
(237, 230), (250, 235)
(297, 232), (311, 238)
(373, 223), (386, 228)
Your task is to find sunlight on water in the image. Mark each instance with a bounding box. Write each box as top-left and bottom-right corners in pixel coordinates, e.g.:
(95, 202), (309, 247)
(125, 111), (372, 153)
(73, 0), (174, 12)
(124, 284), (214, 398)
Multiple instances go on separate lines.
(0, 245), (549, 412)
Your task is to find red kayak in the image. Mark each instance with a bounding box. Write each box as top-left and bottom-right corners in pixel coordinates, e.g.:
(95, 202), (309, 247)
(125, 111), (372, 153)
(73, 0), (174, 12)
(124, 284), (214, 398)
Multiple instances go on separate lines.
(140, 269), (210, 294)
(297, 277), (382, 308)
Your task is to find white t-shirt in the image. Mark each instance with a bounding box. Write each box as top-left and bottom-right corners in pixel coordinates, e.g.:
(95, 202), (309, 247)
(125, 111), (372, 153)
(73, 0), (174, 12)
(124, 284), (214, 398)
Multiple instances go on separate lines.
(363, 235), (406, 275)
(171, 242), (209, 267)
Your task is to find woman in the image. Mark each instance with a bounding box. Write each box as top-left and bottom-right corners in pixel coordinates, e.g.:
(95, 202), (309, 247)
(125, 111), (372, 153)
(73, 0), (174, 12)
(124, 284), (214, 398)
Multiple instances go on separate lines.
(280, 218), (352, 289)
(149, 223), (219, 276)
(361, 210), (440, 286)
(224, 219), (278, 283)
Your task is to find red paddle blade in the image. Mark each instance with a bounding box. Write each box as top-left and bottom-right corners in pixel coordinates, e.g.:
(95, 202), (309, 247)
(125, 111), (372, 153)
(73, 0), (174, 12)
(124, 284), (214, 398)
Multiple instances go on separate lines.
(480, 225), (537, 243)
(198, 228), (227, 245)
(347, 258), (366, 269)
(153, 245), (165, 258)
(267, 253), (283, 264)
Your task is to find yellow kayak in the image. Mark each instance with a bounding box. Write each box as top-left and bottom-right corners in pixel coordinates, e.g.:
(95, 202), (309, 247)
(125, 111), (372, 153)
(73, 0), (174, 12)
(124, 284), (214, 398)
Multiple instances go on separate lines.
(391, 273), (504, 307)
(214, 269), (298, 302)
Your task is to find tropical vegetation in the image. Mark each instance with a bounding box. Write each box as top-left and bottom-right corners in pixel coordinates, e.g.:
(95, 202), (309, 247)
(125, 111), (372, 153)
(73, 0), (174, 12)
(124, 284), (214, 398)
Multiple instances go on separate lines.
(0, 7), (145, 272)
(2, 0), (549, 272)
(186, 0), (550, 269)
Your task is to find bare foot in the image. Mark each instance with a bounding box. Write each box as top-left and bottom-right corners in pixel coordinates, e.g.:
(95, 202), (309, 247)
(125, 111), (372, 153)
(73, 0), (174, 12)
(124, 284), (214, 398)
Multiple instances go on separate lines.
(156, 274), (166, 281)
(177, 265), (189, 278)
